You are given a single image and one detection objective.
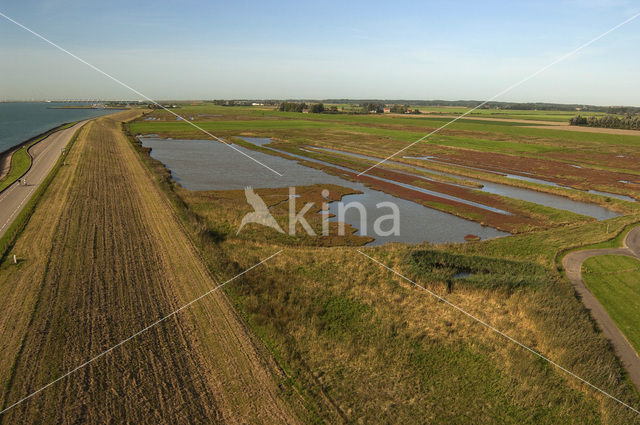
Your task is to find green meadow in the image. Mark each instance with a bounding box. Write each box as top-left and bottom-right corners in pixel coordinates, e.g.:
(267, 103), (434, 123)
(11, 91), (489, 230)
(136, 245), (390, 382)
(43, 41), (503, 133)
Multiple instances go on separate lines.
(583, 255), (640, 354)
(130, 105), (640, 153)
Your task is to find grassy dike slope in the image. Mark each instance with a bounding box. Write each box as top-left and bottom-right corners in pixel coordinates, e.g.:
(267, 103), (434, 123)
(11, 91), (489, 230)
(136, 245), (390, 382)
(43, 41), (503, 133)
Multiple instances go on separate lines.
(0, 111), (302, 424)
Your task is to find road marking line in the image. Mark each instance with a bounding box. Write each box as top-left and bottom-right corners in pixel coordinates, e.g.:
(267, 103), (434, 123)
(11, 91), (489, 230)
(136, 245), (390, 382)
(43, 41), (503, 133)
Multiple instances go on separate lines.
(0, 183), (19, 203)
(359, 250), (640, 415)
(0, 185), (37, 233)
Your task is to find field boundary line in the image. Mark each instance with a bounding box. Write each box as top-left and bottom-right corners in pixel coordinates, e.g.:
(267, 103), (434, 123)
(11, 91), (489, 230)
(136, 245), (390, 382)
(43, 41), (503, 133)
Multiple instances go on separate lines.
(0, 10), (283, 177)
(358, 250), (640, 416)
(0, 249), (283, 416)
(356, 11), (640, 177)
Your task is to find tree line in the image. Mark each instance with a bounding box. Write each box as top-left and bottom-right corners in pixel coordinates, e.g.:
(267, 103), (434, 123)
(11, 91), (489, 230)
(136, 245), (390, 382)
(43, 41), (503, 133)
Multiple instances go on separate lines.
(276, 101), (422, 114)
(202, 99), (640, 114)
(278, 102), (339, 113)
(569, 114), (640, 130)
(358, 103), (420, 114)
(278, 102), (307, 112)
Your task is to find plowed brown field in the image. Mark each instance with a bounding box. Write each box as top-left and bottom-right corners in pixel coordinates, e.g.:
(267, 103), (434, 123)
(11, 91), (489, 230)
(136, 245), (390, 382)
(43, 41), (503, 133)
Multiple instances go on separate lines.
(0, 111), (301, 424)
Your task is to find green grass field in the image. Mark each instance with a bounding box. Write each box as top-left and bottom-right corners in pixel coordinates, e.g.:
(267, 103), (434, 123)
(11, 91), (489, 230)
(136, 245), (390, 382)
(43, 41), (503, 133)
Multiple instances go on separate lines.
(583, 255), (640, 354)
(130, 105), (640, 156)
(307, 104), (608, 122)
(0, 147), (30, 192)
(402, 106), (608, 122)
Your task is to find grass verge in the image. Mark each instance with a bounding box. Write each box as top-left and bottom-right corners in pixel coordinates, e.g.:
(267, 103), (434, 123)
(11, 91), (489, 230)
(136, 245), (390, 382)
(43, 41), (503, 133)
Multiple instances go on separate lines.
(583, 255), (640, 355)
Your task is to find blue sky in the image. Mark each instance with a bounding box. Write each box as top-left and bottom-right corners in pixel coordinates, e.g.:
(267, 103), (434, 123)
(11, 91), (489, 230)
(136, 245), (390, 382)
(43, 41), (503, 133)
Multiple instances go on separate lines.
(1, 0), (639, 104)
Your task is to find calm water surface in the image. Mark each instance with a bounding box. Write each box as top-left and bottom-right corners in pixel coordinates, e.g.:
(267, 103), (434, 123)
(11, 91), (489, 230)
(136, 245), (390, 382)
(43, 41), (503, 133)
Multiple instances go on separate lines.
(0, 102), (116, 153)
(139, 136), (508, 245)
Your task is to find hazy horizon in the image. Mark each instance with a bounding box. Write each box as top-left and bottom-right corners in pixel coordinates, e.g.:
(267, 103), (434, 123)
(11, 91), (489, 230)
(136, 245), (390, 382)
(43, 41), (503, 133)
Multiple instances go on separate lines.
(1, 1), (639, 105)
(1, 98), (639, 108)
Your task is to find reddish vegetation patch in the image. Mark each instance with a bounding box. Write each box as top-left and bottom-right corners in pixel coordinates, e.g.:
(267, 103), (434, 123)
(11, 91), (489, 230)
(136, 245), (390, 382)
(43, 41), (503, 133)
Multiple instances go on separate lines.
(429, 149), (640, 195)
(552, 151), (640, 175)
(235, 143), (589, 233)
(279, 146), (597, 230)
(346, 170), (536, 233)
(360, 162), (532, 215)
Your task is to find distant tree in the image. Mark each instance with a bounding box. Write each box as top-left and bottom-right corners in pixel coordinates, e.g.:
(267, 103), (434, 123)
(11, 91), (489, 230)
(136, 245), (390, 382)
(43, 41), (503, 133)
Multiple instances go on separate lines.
(607, 106), (634, 114)
(571, 114), (640, 130)
(569, 115), (587, 126)
(310, 103), (325, 113)
(390, 104), (408, 114)
(278, 102), (306, 112)
(361, 102), (383, 114)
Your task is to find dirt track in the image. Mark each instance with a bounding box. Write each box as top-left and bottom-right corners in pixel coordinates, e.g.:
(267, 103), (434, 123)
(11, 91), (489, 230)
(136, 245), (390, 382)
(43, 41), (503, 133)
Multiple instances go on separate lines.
(562, 226), (640, 390)
(525, 124), (640, 136)
(0, 112), (301, 424)
(403, 114), (640, 134)
(393, 113), (564, 126)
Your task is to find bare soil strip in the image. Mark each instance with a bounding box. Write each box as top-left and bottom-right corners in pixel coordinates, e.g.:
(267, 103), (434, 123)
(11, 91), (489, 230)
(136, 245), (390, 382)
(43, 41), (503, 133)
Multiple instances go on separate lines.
(0, 112), (300, 424)
(525, 125), (640, 136)
(563, 226), (640, 390)
(408, 113), (564, 126)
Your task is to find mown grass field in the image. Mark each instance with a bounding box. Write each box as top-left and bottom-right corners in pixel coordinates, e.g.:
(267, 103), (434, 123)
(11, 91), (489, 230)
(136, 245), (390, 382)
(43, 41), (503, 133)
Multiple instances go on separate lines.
(583, 255), (640, 355)
(320, 104), (608, 122)
(397, 106), (608, 122)
(0, 112), (304, 424)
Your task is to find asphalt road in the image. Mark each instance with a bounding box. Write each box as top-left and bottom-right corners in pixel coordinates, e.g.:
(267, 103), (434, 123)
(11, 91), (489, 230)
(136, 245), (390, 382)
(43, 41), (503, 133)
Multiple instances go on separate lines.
(563, 226), (640, 390)
(0, 121), (86, 239)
